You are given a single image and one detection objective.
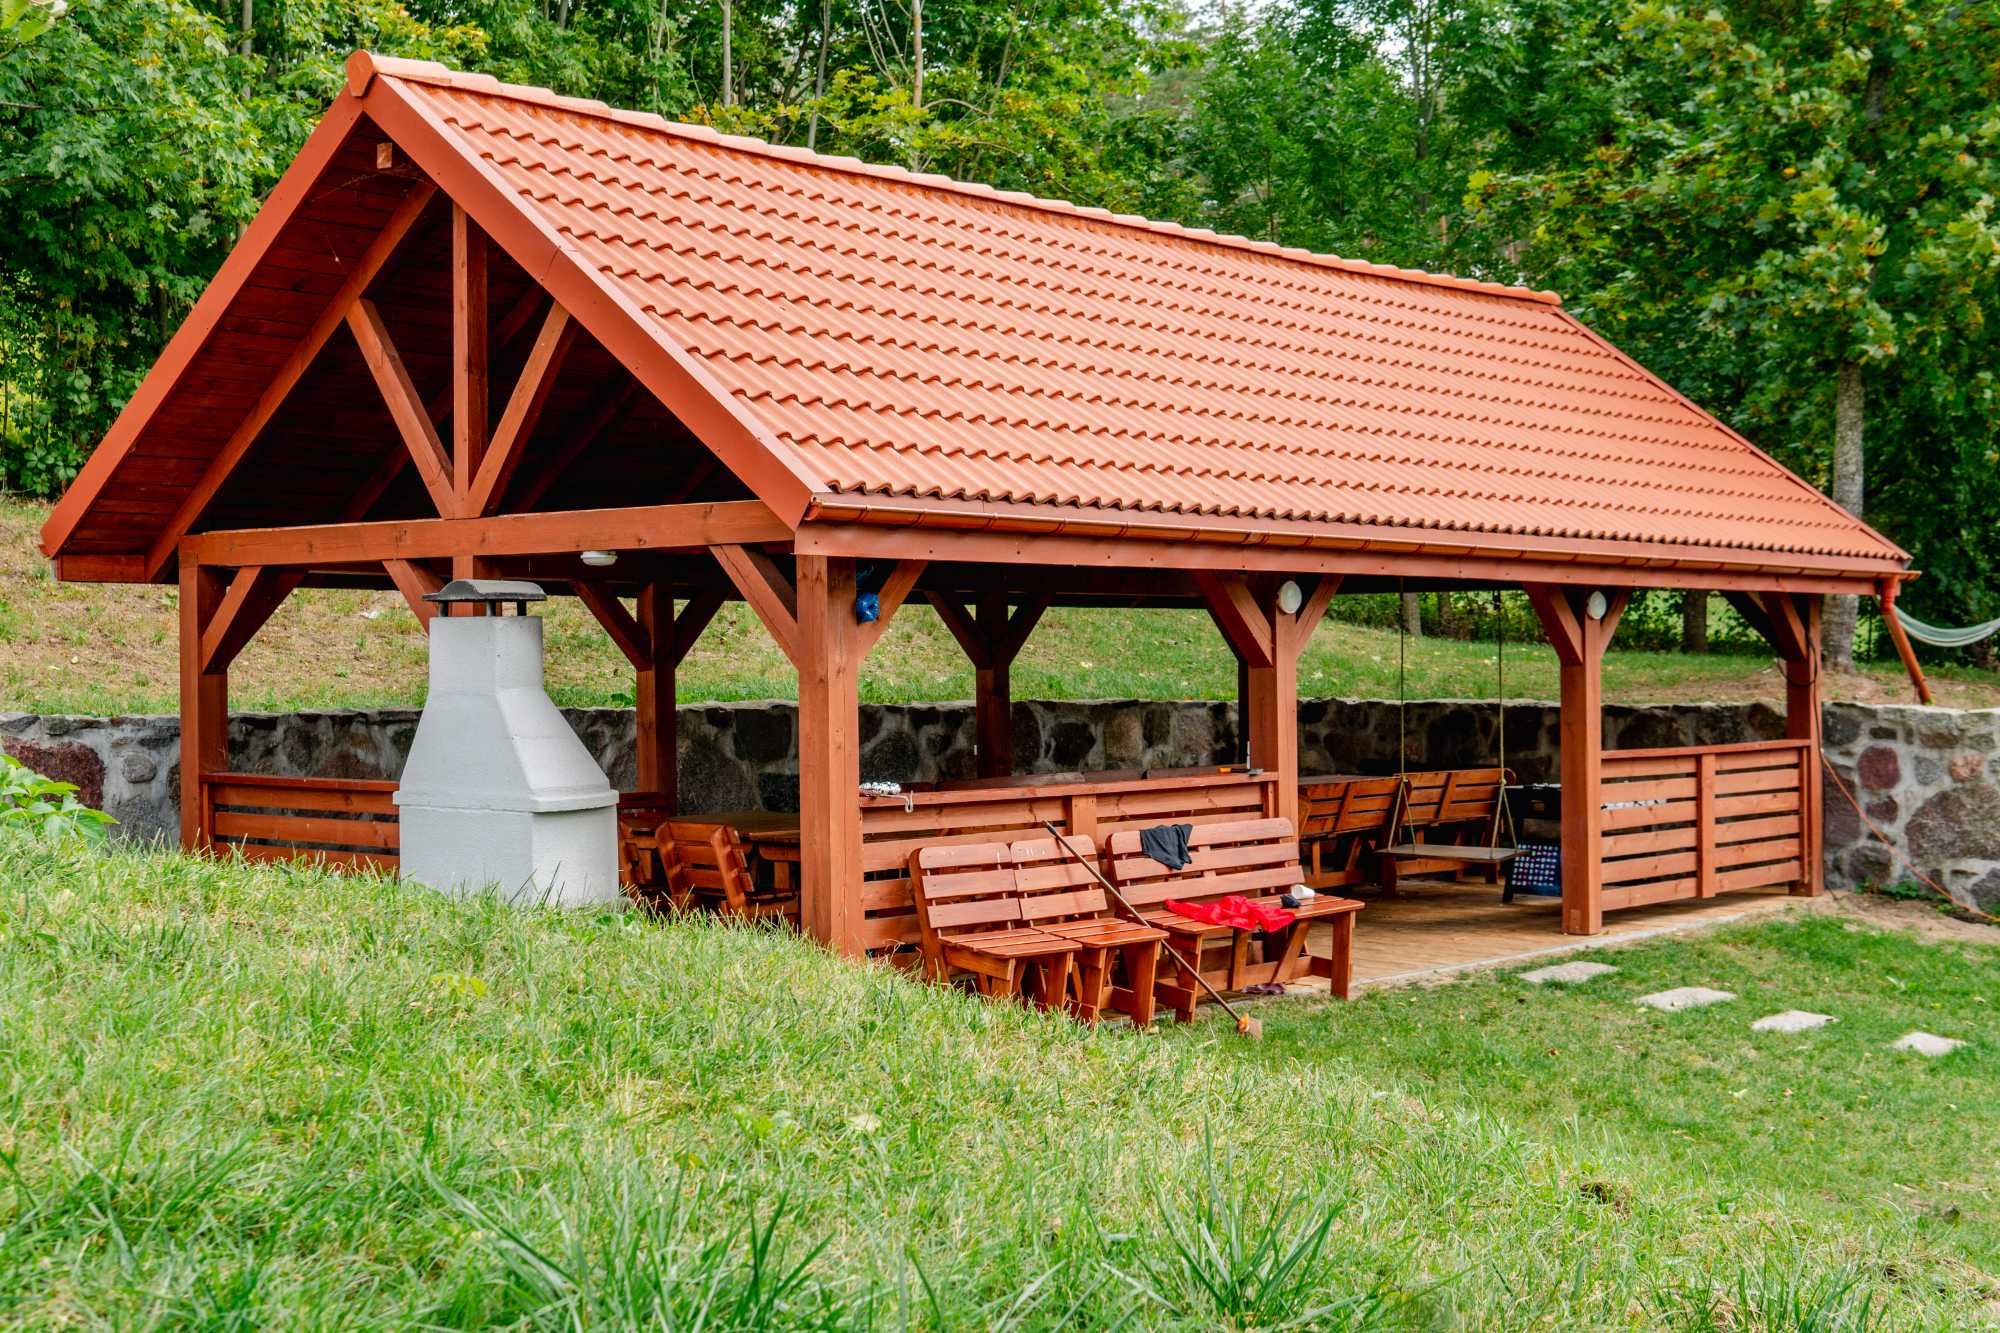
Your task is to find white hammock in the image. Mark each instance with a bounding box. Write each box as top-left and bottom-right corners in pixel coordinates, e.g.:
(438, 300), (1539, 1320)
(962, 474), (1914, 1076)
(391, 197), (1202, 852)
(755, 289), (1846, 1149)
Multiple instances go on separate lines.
(1894, 606), (2000, 649)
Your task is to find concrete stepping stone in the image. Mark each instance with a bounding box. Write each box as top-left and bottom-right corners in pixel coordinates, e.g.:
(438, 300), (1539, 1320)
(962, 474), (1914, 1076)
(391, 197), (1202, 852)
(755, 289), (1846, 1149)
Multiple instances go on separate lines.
(1751, 1010), (1835, 1033)
(1891, 1031), (1965, 1058)
(1519, 960), (1618, 985)
(1637, 986), (1736, 1012)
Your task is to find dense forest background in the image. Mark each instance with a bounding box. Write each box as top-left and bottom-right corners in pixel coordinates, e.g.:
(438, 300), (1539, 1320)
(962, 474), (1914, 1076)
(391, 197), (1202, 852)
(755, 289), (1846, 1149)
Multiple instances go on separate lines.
(0, 0), (1995, 664)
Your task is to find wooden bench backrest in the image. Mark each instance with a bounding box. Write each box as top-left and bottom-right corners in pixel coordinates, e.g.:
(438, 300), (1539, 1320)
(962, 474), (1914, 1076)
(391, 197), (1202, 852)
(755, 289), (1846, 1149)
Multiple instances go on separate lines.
(908, 843), (1027, 962)
(1008, 834), (1109, 925)
(659, 820), (756, 914)
(1298, 776), (1403, 838)
(1399, 768), (1511, 833)
(1103, 817), (1302, 909)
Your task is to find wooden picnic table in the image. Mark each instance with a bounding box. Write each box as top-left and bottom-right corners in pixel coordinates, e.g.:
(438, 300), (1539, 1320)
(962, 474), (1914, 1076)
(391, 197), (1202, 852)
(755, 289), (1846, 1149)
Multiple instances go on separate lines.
(615, 798), (801, 898)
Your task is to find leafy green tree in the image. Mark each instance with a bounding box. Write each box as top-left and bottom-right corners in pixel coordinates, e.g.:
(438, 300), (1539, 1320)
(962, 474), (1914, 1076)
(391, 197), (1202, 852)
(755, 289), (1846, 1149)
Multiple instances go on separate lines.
(1471, 1), (2000, 667)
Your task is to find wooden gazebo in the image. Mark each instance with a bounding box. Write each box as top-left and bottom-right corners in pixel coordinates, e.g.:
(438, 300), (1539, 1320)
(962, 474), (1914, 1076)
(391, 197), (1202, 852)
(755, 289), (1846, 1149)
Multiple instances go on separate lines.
(41, 54), (1911, 955)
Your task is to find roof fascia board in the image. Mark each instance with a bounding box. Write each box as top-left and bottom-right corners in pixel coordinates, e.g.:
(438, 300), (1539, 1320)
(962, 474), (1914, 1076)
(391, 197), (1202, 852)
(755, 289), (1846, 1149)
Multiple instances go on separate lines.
(356, 61), (825, 528)
(1551, 307), (1910, 564)
(801, 495), (1909, 579)
(793, 520), (1896, 596)
(39, 94), (369, 561)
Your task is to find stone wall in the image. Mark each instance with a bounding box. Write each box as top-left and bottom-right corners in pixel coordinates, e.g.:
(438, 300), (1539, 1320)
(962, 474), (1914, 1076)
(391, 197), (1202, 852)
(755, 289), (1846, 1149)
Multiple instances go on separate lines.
(6, 698), (1995, 910)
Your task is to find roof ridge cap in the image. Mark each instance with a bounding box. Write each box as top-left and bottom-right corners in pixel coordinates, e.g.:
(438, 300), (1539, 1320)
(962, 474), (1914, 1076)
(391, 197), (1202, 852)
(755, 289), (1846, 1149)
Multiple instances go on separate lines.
(345, 50), (1564, 309)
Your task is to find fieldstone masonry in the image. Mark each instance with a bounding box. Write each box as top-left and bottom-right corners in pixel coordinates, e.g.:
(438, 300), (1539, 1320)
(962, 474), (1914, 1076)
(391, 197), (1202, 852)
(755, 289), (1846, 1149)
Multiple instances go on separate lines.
(6, 697), (1995, 911)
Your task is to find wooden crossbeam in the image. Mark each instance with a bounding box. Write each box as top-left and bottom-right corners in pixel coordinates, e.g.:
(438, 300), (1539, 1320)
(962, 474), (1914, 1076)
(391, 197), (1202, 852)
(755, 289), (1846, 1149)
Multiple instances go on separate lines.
(468, 304), (575, 516)
(142, 183), (437, 579)
(925, 591), (990, 667)
(713, 544), (801, 665)
(347, 298), (456, 515)
(187, 500), (791, 567)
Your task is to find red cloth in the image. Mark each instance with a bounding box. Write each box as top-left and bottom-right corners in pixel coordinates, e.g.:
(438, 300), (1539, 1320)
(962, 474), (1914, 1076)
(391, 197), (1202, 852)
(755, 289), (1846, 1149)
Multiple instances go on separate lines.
(1163, 895), (1296, 932)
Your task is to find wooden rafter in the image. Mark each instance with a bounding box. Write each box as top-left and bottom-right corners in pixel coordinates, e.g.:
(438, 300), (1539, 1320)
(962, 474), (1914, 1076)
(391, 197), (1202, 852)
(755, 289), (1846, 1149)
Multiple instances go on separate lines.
(140, 183), (437, 580)
(510, 380), (640, 513)
(346, 298), (456, 514)
(712, 544), (801, 665)
(467, 304), (575, 516)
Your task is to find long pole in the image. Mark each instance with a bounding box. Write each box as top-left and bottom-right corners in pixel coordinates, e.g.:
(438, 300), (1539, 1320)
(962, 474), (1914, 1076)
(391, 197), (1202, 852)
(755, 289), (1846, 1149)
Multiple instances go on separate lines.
(1040, 821), (1261, 1039)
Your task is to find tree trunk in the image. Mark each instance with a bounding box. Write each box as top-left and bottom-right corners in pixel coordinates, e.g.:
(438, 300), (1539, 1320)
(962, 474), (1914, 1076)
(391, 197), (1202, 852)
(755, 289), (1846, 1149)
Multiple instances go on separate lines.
(1435, 592), (1457, 637)
(911, 0), (923, 109)
(1826, 359), (1865, 670)
(807, 0), (830, 150)
(1400, 592), (1423, 640)
(239, 0), (252, 56)
(1681, 591), (1708, 654)
(721, 0), (734, 106)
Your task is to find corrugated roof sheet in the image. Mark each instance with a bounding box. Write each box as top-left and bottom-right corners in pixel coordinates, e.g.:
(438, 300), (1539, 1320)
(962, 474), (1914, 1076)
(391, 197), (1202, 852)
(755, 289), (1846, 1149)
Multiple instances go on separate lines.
(377, 60), (1902, 565)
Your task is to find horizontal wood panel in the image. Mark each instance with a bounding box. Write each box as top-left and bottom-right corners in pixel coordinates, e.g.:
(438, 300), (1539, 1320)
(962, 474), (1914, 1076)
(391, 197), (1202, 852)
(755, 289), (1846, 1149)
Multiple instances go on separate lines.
(1600, 877), (1700, 911)
(213, 810), (400, 850)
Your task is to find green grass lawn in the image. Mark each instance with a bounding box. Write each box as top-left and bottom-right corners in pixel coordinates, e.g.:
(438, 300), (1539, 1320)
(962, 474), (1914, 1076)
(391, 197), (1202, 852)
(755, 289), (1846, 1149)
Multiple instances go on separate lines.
(4, 841), (1995, 1327)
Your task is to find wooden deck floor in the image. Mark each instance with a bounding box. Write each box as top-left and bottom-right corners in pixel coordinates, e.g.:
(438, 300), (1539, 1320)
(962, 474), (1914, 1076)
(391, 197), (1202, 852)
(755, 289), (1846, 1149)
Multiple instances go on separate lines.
(1310, 880), (1803, 990)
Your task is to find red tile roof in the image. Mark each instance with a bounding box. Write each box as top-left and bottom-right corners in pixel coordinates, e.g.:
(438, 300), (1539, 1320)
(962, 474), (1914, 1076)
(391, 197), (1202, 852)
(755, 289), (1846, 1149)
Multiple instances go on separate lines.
(41, 53), (1908, 579)
(373, 58), (1900, 568)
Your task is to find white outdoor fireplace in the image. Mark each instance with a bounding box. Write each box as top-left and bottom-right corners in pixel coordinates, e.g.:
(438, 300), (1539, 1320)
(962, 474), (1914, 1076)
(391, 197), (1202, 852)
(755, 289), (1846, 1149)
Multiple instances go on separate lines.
(394, 580), (620, 907)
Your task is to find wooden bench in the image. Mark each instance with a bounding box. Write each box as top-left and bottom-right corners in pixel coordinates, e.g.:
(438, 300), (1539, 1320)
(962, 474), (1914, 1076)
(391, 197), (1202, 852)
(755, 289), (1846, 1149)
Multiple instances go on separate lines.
(1297, 775), (1403, 890)
(1379, 768), (1516, 891)
(1105, 818), (1364, 1020)
(1010, 834), (1167, 1025)
(908, 843), (1079, 1011)
(656, 820), (800, 924)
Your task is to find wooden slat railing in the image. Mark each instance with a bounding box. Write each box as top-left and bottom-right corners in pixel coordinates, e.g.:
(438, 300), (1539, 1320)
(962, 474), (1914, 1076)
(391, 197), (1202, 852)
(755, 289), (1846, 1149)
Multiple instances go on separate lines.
(203, 773), (400, 872)
(1597, 739), (1810, 911)
(857, 768), (1278, 954)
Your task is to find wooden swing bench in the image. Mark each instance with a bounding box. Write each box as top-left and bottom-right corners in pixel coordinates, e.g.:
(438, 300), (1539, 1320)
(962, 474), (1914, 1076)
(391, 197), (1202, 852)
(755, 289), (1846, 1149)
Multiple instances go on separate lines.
(1378, 767), (1517, 891)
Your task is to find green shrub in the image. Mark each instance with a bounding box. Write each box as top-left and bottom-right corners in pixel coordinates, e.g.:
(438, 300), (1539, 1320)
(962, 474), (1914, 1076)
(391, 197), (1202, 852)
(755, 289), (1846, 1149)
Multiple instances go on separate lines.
(0, 753), (113, 844)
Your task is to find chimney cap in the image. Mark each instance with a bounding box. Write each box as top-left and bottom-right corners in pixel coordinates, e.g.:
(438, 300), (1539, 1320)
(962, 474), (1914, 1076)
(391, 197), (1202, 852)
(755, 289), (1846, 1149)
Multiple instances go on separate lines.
(423, 578), (547, 612)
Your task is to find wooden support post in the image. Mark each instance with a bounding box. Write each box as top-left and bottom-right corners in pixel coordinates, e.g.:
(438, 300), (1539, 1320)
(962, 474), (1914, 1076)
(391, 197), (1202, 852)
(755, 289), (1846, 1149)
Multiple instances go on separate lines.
(1197, 574), (1337, 833)
(178, 553), (228, 851)
(1778, 593), (1825, 895)
(635, 583), (673, 802)
(928, 590), (1046, 778)
(1525, 584), (1629, 935)
(796, 555), (864, 953)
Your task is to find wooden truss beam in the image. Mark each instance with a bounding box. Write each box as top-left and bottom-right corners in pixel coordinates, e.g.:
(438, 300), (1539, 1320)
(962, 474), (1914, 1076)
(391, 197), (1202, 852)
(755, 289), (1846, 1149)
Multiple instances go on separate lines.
(452, 205), (488, 506)
(712, 544), (801, 665)
(197, 565), (295, 673)
(187, 500), (791, 568)
(383, 558), (444, 625)
(347, 298), (457, 515)
(142, 182), (437, 580)
(468, 304), (575, 516)
(575, 579), (651, 670)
